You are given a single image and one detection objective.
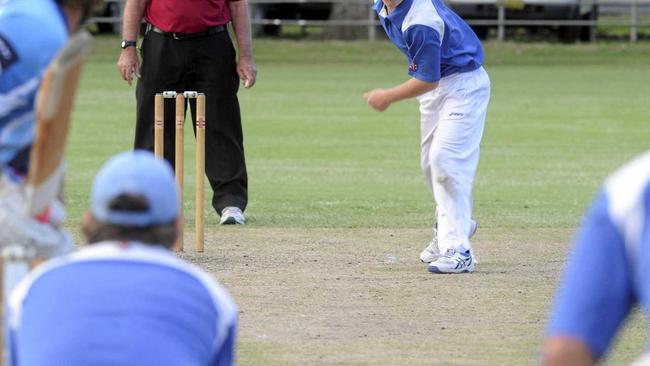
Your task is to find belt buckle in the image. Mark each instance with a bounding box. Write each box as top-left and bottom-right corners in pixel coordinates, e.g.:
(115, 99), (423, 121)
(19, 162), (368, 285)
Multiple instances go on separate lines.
(172, 32), (181, 40)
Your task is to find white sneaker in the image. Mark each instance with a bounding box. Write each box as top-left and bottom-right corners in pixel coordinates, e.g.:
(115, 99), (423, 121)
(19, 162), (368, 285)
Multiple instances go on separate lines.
(419, 237), (441, 263)
(428, 248), (475, 274)
(419, 220), (478, 263)
(219, 207), (245, 225)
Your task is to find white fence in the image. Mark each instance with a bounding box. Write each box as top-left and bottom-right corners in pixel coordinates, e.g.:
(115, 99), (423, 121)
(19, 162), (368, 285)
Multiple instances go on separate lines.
(88, 0), (650, 42)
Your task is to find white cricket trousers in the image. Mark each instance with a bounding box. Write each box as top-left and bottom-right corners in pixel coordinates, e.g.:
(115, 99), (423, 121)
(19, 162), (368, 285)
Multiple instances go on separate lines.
(418, 66), (490, 254)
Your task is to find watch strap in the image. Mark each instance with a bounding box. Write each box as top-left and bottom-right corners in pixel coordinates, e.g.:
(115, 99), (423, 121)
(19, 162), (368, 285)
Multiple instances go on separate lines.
(121, 40), (137, 49)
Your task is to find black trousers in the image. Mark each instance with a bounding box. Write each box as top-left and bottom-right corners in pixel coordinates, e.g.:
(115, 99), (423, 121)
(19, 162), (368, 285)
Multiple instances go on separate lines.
(135, 30), (248, 214)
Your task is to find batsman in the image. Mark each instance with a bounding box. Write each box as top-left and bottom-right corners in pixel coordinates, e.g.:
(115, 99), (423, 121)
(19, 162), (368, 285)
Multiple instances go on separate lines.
(365, 0), (491, 273)
(0, 0), (99, 361)
(0, 2), (98, 360)
(0, 0), (99, 254)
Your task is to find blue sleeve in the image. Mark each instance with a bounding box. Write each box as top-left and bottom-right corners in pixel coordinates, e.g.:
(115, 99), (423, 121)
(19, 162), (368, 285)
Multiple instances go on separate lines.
(403, 25), (441, 83)
(0, 33), (20, 78)
(0, 5), (67, 166)
(212, 323), (237, 366)
(547, 190), (635, 359)
(0, 7), (68, 89)
(0, 20), (41, 87)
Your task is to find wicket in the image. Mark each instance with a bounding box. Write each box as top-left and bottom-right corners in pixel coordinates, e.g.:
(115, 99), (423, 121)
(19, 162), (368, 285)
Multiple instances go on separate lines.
(153, 91), (205, 252)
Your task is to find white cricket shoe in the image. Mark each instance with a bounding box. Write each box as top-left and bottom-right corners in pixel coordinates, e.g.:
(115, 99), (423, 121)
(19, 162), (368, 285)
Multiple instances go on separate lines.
(219, 207), (246, 225)
(428, 248), (475, 274)
(419, 220), (478, 263)
(419, 236), (441, 263)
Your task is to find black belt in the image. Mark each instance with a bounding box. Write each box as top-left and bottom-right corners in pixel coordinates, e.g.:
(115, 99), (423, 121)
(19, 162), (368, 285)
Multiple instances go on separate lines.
(147, 24), (226, 40)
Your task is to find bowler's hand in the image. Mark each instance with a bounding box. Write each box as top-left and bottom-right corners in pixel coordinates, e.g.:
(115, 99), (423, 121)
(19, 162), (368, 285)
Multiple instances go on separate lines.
(237, 55), (257, 88)
(117, 48), (140, 86)
(364, 89), (392, 112)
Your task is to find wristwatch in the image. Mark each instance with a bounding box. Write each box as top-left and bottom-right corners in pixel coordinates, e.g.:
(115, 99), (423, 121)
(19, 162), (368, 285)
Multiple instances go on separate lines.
(121, 40), (137, 49)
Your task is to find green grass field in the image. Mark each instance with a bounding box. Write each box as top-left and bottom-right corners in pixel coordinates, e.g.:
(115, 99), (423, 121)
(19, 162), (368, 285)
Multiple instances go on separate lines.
(69, 38), (650, 229)
(66, 37), (650, 365)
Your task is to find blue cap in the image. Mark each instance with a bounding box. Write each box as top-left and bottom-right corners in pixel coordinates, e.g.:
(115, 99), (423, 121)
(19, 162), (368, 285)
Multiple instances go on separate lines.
(90, 150), (178, 227)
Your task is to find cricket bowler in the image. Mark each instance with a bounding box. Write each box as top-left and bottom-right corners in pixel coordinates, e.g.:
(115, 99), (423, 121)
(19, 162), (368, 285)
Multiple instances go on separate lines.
(364, 0), (490, 274)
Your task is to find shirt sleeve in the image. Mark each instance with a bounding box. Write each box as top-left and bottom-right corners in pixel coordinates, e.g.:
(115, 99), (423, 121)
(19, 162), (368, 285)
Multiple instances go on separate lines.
(211, 323), (237, 366)
(546, 190), (635, 359)
(403, 25), (442, 83)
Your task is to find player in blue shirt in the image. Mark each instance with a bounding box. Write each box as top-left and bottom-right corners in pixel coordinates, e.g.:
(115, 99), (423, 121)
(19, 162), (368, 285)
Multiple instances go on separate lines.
(0, 0), (98, 175)
(0, 0), (101, 251)
(8, 151), (238, 366)
(544, 151), (650, 365)
(364, 0), (491, 273)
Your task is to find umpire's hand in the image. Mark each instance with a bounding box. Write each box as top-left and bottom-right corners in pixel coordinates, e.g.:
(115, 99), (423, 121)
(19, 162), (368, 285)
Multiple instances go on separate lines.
(237, 55), (257, 88)
(117, 47), (141, 86)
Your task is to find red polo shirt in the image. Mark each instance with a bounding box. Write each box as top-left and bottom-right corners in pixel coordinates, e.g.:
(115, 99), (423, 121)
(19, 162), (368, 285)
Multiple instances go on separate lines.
(144, 0), (232, 33)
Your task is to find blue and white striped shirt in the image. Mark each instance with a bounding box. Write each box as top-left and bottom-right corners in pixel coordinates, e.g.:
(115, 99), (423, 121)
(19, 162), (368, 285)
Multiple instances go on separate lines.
(0, 0), (68, 173)
(8, 241), (238, 366)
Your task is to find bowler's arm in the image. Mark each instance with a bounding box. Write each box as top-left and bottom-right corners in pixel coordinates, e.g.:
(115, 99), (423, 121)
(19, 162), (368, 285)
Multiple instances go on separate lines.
(542, 337), (594, 366)
(364, 78), (438, 112)
(229, 0), (257, 88)
(117, 0), (149, 85)
(543, 191), (634, 365)
(364, 23), (442, 112)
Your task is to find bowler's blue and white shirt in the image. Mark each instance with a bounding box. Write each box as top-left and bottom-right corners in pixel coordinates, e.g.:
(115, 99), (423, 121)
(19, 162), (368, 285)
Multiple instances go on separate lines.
(548, 151), (650, 359)
(8, 242), (238, 366)
(374, 0), (483, 83)
(0, 0), (68, 174)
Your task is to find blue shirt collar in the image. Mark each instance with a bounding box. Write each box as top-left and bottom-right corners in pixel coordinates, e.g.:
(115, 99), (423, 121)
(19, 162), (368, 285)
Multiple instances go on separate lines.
(373, 0), (385, 15)
(375, 0), (412, 21)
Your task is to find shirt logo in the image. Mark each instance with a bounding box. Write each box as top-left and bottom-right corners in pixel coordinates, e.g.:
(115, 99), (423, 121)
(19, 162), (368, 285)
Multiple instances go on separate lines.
(409, 62), (418, 72)
(449, 112), (464, 117)
(0, 34), (18, 72)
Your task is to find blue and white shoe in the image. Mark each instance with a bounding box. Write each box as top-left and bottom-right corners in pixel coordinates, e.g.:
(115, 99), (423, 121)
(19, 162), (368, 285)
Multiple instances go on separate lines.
(419, 220), (478, 263)
(428, 248), (475, 274)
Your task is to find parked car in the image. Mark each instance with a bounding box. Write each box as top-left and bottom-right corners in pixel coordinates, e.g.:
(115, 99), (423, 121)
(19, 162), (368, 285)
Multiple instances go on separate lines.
(447, 0), (598, 42)
(198, 0), (598, 42)
(252, 2), (334, 36)
(94, 0), (122, 34)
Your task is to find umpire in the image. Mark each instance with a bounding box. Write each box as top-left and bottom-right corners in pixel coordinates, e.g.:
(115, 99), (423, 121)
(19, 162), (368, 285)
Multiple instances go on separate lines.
(117, 0), (256, 225)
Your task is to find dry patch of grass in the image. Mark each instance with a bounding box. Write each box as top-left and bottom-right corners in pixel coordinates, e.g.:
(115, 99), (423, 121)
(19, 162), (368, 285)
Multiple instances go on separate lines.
(179, 227), (646, 365)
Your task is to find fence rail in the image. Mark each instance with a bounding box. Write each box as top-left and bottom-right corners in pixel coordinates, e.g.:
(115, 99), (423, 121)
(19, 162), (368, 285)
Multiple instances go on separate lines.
(87, 0), (650, 42)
